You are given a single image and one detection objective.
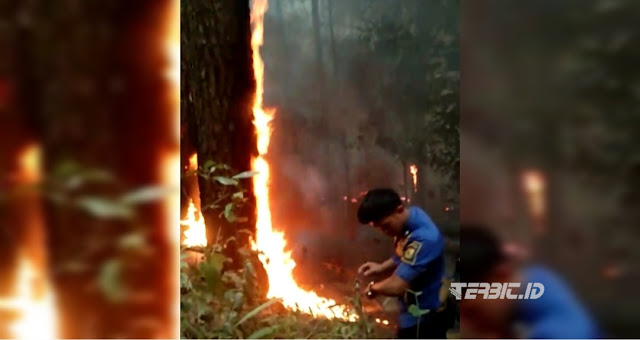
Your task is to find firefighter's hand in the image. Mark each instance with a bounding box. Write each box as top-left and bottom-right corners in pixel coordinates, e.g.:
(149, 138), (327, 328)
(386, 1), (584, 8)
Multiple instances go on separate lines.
(358, 262), (382, 276)
(364, 281), (377, 299)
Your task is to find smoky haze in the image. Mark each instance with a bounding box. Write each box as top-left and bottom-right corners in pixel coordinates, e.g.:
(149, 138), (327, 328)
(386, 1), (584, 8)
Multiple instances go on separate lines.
(257, 0), (460, 286)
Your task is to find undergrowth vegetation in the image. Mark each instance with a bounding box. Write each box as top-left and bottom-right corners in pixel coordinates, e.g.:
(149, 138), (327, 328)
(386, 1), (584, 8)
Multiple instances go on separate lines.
(179, 245), (395, 339)
(180, 161), (394, 338)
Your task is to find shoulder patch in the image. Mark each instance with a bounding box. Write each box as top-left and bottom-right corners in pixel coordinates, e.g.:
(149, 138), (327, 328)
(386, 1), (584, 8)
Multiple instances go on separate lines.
(401, 240), (422, 265)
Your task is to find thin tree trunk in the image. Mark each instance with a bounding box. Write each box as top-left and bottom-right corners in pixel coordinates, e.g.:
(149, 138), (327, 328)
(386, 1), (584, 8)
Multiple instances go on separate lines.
(273, 0), (290, 96)
(327, 0), (339, 80)
(310, 0), (331, 201)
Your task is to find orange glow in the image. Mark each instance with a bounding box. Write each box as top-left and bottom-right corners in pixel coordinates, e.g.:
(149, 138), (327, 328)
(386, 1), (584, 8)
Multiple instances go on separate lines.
(188, 153), (198, 170)
(163, 0), (180, 337)
(3, 256), (58, 339)
(181, 199), (207, 247)
(249, 0), (356, 321)
(409, 164), (418, 193)
(522, 170), (546, 218)
(521, 170), (546, 234)
(0, 145), (59, 339)
(374, 318), (389, 325)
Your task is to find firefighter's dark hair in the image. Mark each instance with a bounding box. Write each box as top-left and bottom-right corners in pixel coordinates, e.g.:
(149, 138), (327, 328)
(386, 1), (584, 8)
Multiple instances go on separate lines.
(357, 188), (402, 224)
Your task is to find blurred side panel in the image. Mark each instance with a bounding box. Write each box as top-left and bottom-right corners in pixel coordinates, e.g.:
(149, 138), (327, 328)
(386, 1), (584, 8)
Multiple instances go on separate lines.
(0, 0), (178, 338)
(461, 0), (640, 337)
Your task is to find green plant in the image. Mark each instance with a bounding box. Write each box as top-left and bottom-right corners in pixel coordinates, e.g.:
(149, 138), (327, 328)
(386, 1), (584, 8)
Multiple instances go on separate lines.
(180, 245), (395, 339)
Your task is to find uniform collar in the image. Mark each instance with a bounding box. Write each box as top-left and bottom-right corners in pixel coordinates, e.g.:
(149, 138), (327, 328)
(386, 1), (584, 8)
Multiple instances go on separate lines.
(401, 206), (418, 237)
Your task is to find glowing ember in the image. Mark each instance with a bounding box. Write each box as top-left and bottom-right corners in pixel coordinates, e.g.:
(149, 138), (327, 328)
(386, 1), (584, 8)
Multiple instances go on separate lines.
(522, 170), (546, 218)
(521, 170), (546, 234)
(181, 200), (207, 247)
(249, 0), (356, 321)
(375, 318), (390, 326)
(409, 164), (418, 193)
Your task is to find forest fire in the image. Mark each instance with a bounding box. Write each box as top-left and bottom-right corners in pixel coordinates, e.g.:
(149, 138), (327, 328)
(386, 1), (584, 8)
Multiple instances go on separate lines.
(180, 152), (207, 248)
(409, 164), (418, 192)
(0, 145), (59, 339)
(6, 256), (58, 340)
(249, 0), (357, 321)
(181, 200), (207, 247)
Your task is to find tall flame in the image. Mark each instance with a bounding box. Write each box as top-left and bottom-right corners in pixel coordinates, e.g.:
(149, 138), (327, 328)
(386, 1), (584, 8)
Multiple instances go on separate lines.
(249, 0), (356, 321)
(0, 145), (58, 339)
(409, 164), (418, 193)
(180, 152), (207, 248)
(163, 0), (181, 337)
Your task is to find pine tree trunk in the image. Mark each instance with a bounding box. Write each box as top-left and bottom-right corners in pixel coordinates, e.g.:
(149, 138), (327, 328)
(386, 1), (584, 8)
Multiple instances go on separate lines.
(181, 0), (257, 246)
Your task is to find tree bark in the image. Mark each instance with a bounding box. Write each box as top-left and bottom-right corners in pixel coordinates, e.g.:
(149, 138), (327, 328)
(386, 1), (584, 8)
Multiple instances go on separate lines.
(181, 0), (257, 246)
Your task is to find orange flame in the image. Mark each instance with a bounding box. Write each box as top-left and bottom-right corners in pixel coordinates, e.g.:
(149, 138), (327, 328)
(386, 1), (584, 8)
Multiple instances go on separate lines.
(409, 164), (418, 193)
(521, 170), (546, 233)
(249, 0), (356, 321)
(5, 256), (58, 339)
(188, 153), (198, 170)
(180, 151), (206, 247)
(522, 170), (545, 217)
(0, 145), (59, 339)
(181, 200), (207, 247)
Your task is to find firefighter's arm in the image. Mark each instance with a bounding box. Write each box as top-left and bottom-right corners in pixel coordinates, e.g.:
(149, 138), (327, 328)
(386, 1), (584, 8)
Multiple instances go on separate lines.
(367, 274), (410, 297)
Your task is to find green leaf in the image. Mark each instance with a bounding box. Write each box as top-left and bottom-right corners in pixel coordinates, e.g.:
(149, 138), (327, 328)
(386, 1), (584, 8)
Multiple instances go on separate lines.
(224, 203), (236, 222)
(99, 259), (126, 302)
(234, 299), (280, 327)
(232, 170), (259, 179)
(200, 259), (221, 292)
(232, 191), (244, 201)
(118, 232), (146, 250)
(248, 326), (279, 339)
(214, 176), (239, 186)
(76, 197), (135, 219)
(203, 160), (215, 170)
(53, 160), (80, 177)
(408, 304), (430, 317)
(119, 186), (169, 204)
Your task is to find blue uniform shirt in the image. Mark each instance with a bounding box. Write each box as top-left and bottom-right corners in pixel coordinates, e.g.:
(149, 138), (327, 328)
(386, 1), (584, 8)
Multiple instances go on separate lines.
(516, 265), (602, 338)
(391, 206), (445, 328)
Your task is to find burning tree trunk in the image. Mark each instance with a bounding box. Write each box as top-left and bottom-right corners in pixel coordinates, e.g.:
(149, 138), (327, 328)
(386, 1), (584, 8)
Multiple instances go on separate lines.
(16, 1), (177, 338)
(181, 0), (257, 246)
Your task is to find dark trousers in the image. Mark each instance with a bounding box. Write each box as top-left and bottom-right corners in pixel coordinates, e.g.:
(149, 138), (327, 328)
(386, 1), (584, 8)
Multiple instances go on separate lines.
(397, 316), (448, 339)
(396, 301), (456, 339)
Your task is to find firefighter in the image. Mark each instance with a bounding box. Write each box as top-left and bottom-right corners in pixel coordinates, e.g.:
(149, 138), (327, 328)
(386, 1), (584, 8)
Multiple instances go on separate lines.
(459, 225), (602, 338)
(357, 188), (453, 339)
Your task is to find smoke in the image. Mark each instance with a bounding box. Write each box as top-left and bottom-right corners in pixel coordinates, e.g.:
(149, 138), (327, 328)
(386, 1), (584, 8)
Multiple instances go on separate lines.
(259, 0), (458, 272)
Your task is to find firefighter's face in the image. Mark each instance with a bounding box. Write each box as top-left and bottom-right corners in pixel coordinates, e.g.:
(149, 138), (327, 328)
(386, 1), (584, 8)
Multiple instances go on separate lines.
(372, 205), (406, 236)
